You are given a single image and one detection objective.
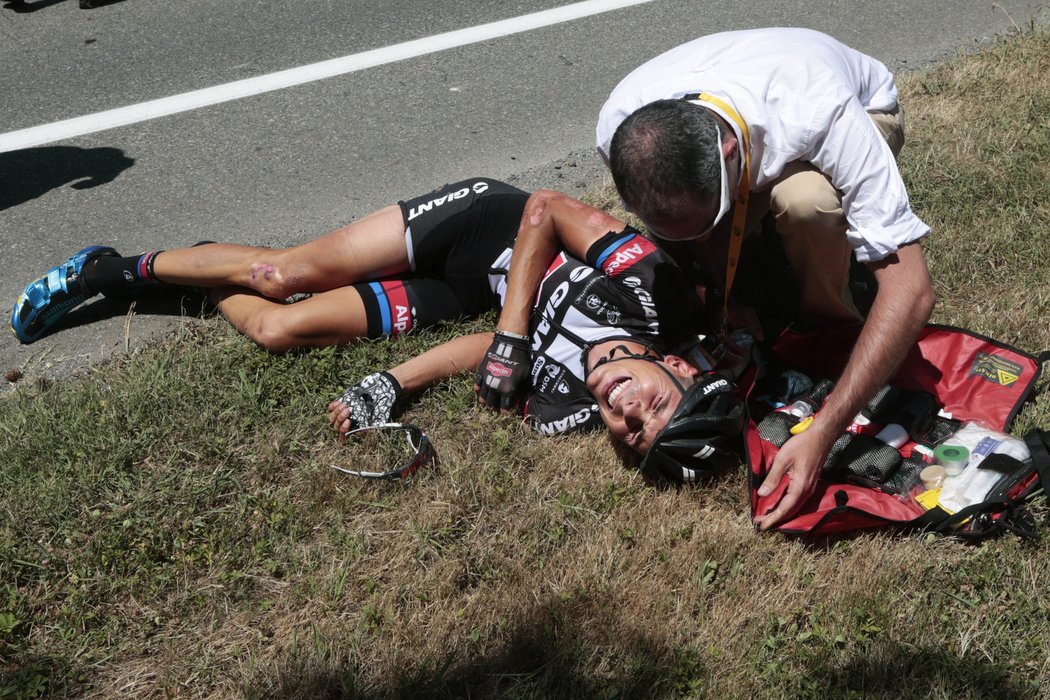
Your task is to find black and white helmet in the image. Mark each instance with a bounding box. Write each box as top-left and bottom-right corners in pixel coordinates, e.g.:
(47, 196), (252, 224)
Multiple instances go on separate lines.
(640, 373), (745, 483)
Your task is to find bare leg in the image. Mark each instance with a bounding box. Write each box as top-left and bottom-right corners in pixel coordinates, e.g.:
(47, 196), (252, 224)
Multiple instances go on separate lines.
(153, 205), (408, 299)
(212, 285), (372, 353)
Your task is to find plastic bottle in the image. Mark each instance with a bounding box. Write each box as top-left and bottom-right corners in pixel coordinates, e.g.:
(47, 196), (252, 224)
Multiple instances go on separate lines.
(776, 378), (834, 419)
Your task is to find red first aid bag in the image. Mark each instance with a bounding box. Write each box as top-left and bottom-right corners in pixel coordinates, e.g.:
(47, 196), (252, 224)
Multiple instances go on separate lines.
(747, 324), (1048, 538)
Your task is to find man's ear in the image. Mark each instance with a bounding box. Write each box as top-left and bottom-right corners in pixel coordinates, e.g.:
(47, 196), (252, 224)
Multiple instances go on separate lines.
(722, 133), (739, 163)
(662, 355), (699, 379)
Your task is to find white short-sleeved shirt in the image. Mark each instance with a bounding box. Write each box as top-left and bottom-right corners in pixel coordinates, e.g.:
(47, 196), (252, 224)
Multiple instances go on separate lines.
(596, 27), (930, 263)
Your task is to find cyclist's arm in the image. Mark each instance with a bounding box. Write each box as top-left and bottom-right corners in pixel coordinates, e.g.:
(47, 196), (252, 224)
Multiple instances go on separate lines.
(388, 332), (493, 392)
(496, 190), (629, 336)
(328, 332), (493, 434)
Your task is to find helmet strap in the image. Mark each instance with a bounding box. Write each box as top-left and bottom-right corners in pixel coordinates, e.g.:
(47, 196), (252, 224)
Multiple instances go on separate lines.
(584, 341), (690, 395)
(649, 357), (690, 395)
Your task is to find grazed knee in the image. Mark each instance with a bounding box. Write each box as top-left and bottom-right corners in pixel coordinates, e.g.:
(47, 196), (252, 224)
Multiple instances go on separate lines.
(245, 254), (310, 299)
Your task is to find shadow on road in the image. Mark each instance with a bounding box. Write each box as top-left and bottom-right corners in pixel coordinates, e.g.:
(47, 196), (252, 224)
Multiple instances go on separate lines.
(45, 289), (215, 338)
(0, 146), (135, 211)
(2, 0), (128, 12)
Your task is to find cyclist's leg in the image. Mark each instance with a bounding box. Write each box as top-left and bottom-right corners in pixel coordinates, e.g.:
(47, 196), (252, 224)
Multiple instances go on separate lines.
(214, 277), (465, 353)
(153, 205), (408, 299)
(212, 286), (369, 352)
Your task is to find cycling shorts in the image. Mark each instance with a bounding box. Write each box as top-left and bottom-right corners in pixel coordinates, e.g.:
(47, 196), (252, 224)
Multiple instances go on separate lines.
(353, 177), (529, 337)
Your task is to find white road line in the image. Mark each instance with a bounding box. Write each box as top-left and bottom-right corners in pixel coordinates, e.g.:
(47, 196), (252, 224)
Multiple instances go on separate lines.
(0, 0), (655, 153)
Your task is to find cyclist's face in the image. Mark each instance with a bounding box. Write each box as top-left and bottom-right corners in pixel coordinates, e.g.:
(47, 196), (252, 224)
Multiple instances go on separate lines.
(586, 353), (696, 453)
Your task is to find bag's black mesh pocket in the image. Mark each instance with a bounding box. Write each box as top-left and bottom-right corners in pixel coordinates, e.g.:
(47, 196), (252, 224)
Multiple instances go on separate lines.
(757, 411), (797, 447)
(917, 416), (962, 446)
(822, 433), (902, 483)
(864, 385), (901, 424)
(881, 456), (926, 495)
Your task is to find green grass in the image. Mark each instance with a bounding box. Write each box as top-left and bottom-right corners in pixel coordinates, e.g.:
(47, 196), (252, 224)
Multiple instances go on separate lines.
(2, 28), (1050, 700)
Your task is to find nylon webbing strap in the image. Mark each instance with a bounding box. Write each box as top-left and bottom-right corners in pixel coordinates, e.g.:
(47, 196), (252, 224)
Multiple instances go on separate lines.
(1025, 428), (1050, 491)
(689, 92), (751, 334)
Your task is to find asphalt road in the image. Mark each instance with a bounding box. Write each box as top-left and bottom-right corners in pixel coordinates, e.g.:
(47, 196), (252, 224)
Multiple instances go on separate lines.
(0, 0), (1042, 386)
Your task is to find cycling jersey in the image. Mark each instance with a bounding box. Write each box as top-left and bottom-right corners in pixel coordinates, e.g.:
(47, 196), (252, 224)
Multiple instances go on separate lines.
(492, 228), (700, 435)
(357, 179), (701, 436)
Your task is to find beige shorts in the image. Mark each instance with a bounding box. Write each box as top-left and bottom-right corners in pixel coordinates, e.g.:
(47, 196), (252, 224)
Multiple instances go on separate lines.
(746, 106), (906, 323)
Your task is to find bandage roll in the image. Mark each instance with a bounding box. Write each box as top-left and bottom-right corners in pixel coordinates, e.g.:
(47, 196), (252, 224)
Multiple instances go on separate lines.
(934, 444), (970, 475)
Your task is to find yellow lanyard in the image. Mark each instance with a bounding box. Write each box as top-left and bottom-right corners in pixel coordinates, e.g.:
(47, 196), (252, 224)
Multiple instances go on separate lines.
(691, 92), (750, 332)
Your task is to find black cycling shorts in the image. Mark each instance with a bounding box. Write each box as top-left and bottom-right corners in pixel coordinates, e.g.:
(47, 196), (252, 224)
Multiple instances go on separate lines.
(352, 278), (463, 338)
(353, 177), (529, 338)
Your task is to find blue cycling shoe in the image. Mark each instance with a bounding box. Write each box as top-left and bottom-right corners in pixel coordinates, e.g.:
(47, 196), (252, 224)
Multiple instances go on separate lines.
(11, 245), (120, 343)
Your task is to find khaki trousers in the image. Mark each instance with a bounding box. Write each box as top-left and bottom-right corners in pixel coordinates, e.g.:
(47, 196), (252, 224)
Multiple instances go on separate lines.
(745, 107), (906, 323)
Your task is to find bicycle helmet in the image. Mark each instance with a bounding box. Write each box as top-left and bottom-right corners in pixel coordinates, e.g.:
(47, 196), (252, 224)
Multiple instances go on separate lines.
(640, 372), (745, 483)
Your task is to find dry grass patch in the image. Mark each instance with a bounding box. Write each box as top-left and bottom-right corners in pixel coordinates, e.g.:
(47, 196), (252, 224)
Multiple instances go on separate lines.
(900, 29), (1050, 353)
(2, 27), (1049, 700)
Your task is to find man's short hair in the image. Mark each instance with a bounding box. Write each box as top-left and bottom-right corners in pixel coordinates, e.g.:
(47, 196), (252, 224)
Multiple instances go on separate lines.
(609, 99), (722, 222)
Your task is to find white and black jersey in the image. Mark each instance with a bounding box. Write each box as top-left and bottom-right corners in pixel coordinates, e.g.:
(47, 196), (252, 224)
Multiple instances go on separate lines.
(354, 178), (701, 435)
(493, 228), (701, 436)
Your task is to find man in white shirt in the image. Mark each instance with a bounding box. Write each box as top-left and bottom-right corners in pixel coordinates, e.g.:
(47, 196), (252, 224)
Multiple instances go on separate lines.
(596, 27), (936, 530)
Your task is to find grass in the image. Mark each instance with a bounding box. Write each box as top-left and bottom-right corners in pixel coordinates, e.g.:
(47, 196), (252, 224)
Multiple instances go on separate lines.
(2, 27), (1050, 700)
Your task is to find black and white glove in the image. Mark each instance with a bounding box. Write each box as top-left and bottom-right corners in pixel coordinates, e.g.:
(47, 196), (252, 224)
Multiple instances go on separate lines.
(334, 371), (405, 431)
(474, 331), (531, 412)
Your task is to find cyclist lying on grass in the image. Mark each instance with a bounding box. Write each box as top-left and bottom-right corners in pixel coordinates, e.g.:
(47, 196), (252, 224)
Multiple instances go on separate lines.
(326, 189), (746, 481)
(14, 178), (743, 479)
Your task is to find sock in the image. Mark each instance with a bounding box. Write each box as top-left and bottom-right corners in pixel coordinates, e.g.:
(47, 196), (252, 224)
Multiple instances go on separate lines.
(82, 251), (163, 295)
